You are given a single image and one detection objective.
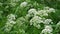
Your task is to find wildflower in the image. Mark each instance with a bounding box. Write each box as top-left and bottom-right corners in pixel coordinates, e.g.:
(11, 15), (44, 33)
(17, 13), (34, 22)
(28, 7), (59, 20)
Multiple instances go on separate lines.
(49, 8), (55, 13)
(20, 2), (28, 7)
(4, 14), (16, 32)
(4, 20), (16, 32)
(7, 14), (16, 20)
(44, 25), (53, 30)
(46, 8), (55, 13)
(40, 25), (53, 34)
(30, 16), (43, 29)
(30, 16), (43, 25)
(37, 10), (48, 16)
(28, 8), (37, 16)
(43, 19), (52, 24)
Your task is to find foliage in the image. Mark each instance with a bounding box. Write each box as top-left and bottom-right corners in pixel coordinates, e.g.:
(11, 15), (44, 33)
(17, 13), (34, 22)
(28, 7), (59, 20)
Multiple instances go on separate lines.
(0, 0), (60, 34)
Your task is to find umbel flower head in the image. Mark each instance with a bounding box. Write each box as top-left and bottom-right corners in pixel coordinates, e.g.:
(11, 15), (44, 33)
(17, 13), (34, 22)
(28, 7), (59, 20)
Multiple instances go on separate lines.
(37, 10), (48, 16)
(4, 14), (16, 32)
(37, 7), (55, 17)
(7, 14), (16, 20)
(20, 2), (28, 7)
(28, 8), (37, 16)
(40, 25), (53, 34)
(43, 19), (52, 25)
(30, 16), (44, 29)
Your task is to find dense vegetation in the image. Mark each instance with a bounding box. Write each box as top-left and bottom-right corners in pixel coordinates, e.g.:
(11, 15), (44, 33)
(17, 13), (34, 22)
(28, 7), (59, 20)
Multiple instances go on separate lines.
(0, 0), (60, 34)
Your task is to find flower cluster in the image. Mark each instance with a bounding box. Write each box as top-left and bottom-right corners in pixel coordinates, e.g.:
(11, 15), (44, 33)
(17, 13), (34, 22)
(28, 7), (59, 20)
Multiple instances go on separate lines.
(28, 8), (37, 16)
(40, 25), (53, 34)
(25, 7), (55, 29)
(26, 7), (55, 18)
(4, 14), (16, 32)
(37, 7), (55, 17)
(30, 16), (53, 29)
(0, 0), (60, 34)
(20, 2), (28, 7)
(43, 19), (53, 25)
(30, 16), (43, 29)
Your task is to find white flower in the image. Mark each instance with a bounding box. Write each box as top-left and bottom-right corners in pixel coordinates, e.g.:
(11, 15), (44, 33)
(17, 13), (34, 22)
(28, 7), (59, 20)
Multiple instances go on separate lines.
(41, 29), (53, 34)
(4, 20), (16, 32)
(46, 8), (55, 13)
(43, 19), (52, 24)
(49, 8), (55, 13)
(7, 14), (16, 20)
(44, 25), (53, 31)
(4, 14), (16, 32)
(9, 21), (16, 24)
(20, 2), (28, 7)
(28, 8), (37, 16)
(40, 25), (53, 34)
(30, 16), (43, 25)
(5, 24), (13, 28)
(30, 16), (43, 29)
(37, 10), (48, 16)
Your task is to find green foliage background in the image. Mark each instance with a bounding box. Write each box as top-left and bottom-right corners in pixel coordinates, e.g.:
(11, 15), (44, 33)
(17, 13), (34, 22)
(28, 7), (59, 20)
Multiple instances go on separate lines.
(0, 0), (60, 34)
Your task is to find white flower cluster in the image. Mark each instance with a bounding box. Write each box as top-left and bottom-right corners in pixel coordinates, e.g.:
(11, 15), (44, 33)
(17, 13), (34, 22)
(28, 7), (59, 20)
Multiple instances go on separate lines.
(30, 16), (44, 29)
(38, 10), (48, 16)
(26, 7), (55, 18)
(4, 14), (16, 32)
(25, 7), (55, 29)
(44, 7), (55, 13)
(38, 7), (55, 17)
(40, 25), (53, 34)
(28, 8), (37, 16)
(43, 19), (52, 25)
(20, 2), (28, 7)
(30, 16), (53, 29)
(25, 8), (37, 19)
